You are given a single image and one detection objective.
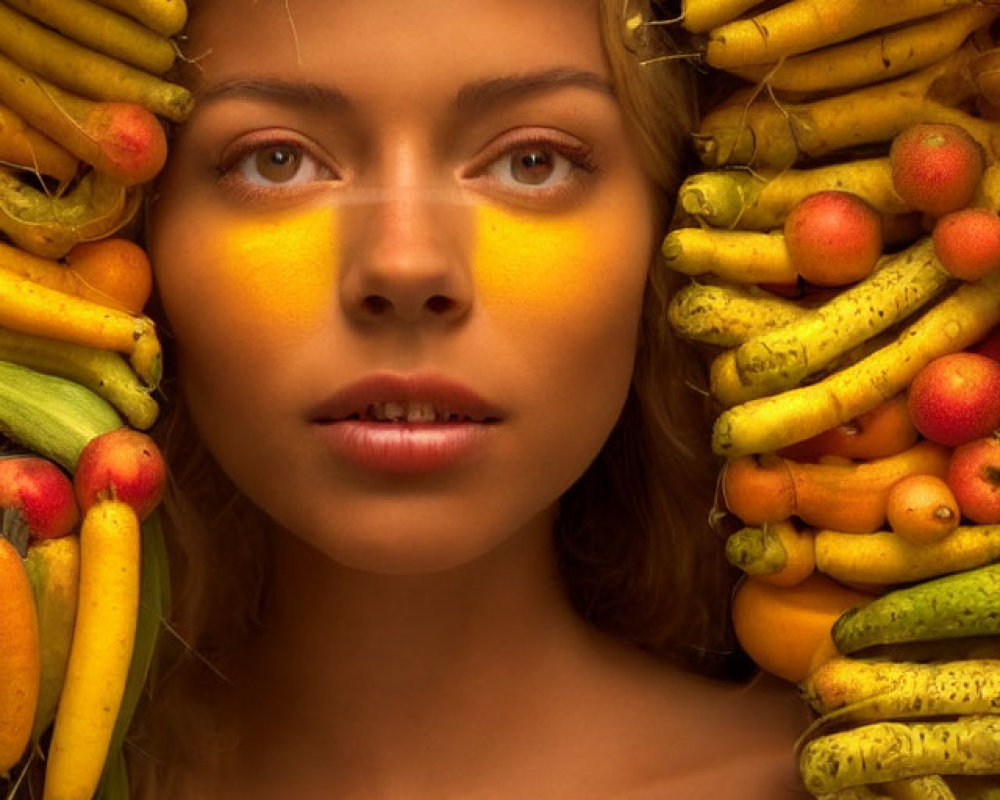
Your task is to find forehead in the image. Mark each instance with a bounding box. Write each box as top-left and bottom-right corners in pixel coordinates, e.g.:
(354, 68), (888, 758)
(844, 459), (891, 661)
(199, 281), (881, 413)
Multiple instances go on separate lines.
(181, 0), (607, 94)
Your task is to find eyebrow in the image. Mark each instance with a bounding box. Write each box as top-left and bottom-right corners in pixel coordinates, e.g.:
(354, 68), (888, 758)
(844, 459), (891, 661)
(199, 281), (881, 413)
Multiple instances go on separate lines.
(193, 68), (613, 116)
(195, 78), (352, 112)
(454, 68), (615, 113)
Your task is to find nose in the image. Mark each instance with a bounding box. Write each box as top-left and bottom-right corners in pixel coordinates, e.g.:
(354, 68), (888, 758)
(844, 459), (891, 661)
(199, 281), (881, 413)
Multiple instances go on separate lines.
(339, 182), (474, 325)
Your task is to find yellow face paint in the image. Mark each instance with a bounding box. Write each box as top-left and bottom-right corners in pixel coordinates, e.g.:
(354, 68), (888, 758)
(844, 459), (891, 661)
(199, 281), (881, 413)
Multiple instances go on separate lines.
(472, 204), (647, 324)
(211, 206), (340, 330)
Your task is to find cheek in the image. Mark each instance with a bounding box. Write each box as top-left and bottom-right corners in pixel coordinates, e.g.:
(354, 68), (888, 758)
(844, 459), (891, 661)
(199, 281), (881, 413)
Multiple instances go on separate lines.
(472, 203), (650, 360)
(201, 207), (341, 338)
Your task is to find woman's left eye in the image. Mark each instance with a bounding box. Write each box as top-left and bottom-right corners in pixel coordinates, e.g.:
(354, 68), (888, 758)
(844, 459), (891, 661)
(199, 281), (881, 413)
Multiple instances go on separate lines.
(488, 145), (575, 189)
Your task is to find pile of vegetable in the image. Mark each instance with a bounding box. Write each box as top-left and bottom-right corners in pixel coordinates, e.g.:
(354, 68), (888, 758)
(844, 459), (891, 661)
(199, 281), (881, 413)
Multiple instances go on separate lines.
(662, 1), (1000, 797)
(0, 1), (190, 798)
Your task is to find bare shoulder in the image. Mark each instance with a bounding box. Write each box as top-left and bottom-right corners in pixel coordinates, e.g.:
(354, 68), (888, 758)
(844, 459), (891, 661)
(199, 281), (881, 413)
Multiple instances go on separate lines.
(600, 651), (814, 800)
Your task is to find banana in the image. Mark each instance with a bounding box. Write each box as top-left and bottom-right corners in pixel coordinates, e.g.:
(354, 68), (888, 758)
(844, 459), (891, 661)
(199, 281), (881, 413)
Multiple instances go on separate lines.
(24, 535), (81, 747)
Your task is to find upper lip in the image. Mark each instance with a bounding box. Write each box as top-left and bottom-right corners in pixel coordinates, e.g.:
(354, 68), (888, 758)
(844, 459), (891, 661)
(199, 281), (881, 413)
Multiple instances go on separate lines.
(310, 373), (503, 423)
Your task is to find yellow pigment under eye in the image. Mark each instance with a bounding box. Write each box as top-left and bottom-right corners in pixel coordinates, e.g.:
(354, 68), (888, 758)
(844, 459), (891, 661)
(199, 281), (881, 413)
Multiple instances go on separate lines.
(473, 204), (639, 320)
(214, 207), (340, 327)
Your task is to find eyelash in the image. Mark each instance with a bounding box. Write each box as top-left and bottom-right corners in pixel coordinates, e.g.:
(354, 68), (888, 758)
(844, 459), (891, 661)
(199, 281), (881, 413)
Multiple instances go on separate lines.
(214, 130), (598, 205)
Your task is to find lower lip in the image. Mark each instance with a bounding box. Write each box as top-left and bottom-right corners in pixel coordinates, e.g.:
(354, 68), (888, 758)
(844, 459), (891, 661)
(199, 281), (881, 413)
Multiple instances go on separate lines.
(317, 419), (495, 475)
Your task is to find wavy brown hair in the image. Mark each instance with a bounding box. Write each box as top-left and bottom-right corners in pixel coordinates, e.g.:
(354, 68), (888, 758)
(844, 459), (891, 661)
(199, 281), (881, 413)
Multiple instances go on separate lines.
(127, 2), (739, 795)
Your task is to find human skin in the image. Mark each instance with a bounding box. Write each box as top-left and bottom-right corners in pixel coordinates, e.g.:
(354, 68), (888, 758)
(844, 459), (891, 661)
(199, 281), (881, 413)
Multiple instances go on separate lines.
(148, 0), (809, 797)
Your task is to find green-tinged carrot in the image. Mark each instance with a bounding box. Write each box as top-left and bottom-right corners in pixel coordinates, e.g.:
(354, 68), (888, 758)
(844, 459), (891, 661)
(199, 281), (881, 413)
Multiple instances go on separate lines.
(727, 238), (951, 399)
(0, 326), (157, 428)
(0, 103), (78, 184)
(0, 2), (192, 122)
(814, 525), (1000, 586)
(695, 47), (1000, 169)
(832, 563), (1000, 655)
(801, 657), (1000, 723)
(24, 535), (80, 746)
(667, 281), (806, 347)
(90, 0), (187, 37)
(3, 0), (177, 75)
(712, 268), (1000, 457)
(0, 168), (140, 259)
(705, 0), (980, 69)
(0, 51), (167, 185)
(725, 520), (816, 586)
(661, 227), (796, 284)
(799, 716), (1000, 795)
(677, 158), (909, 231)
(728, 6), (1000, 95)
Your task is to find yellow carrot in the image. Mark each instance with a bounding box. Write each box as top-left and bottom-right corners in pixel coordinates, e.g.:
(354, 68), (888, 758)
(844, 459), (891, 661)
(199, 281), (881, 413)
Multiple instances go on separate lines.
(0, 103), (78, 185)
(90, 0), (188, 37)
(681, 0), (764, 33)
(678, 158), (909, 230)
(0, 237), (153, 314)
(729, 238), (951, 399)
(3, 0), (177, 75)
(667, 281), (806, 347)
(799, 716), (1000, 795)
(0, 2), (192, 122)
(661, 227), (796, 283)
(712, 268), (1000, 457)
(695, 46), (1000, 169)
(728, 6), (1000, 95)
(801, 657), (1000, 723)
(43, 500), (141, 800)
(815, 525), (1000, 585)
(0, 267), (161, 387)
(0, 537), (40, 778)
(705, 0), (977, 69)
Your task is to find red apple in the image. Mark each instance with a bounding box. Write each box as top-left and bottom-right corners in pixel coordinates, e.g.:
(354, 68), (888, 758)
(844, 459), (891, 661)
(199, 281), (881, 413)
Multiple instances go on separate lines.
(783, 191), (883, 286)
(890, 123), (985, 217)
(0, 457), (78, 540)
(73, 428), (166, 520)
(932, 207), (1000, 281)
(907, 352), (1000, 447)
(947, 434), (1000, 524)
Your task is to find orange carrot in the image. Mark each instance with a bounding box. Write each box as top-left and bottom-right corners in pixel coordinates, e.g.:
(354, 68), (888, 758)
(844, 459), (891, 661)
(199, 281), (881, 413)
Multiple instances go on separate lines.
(0, 103), (78, 185)
(721, 440), (951, 533)
(0, 537), (41, 777)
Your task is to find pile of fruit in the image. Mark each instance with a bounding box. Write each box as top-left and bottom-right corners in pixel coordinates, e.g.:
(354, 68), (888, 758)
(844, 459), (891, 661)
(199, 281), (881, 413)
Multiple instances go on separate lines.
(0, 1), (190, 798)
(664, 1), (1000, 797)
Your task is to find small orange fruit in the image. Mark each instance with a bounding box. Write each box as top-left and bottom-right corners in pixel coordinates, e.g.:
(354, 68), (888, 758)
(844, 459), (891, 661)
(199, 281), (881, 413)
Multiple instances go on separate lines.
(885, 473), (960, 545)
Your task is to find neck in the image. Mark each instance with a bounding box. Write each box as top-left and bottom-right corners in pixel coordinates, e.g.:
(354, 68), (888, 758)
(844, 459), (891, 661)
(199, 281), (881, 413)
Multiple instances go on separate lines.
(220, 507), (612, 795)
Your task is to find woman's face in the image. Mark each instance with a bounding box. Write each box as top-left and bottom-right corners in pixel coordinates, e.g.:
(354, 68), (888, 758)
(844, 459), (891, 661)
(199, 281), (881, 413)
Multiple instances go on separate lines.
(149, 0), (659, 574)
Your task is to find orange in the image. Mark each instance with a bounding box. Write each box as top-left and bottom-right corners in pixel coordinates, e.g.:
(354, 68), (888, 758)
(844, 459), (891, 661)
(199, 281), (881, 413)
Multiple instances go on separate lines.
(731, 573), (874, 684)
(63, 238), (153, 314)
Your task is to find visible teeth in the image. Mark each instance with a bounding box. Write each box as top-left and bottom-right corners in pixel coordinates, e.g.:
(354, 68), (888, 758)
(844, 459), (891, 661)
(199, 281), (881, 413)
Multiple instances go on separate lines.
(365, 402), (445, 422)
(406, 402), (436, 422)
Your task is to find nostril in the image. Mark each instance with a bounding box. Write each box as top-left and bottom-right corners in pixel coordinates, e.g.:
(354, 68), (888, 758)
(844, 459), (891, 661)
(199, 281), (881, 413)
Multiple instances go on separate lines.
(426, 295), (455, 315)
(363, 295), (392, 315)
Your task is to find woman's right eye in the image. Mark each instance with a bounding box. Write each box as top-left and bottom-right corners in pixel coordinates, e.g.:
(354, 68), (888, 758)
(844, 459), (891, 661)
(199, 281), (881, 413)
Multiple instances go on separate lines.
(218, 138), (338, 196)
